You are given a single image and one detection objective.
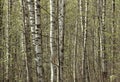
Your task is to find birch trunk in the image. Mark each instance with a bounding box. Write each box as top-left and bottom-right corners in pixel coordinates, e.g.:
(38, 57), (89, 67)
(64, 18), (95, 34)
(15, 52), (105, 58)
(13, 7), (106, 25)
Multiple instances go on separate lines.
(112, 0), (116, 76)
(73, 2), (80, 80)
(0, 0), (4, 81)
(5, 0), (12, 81)
(97, 0), (103, 81)
(73, 19), (78, 82)
(24, 0), (33, 81)
(21, 0), (29, 81)
(50, 0), (57, 82)
(27, 0), (35, 45)
(101, 0), (107, 82)
(5, 1), (9, 81)
(34, 0), (44, 81)
(82, 0), (88, 82)
(58, 0), (65, 82)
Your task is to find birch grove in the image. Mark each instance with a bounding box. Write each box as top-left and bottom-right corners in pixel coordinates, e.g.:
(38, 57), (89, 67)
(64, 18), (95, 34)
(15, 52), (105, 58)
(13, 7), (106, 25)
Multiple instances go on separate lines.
(0, 0), (120, 82)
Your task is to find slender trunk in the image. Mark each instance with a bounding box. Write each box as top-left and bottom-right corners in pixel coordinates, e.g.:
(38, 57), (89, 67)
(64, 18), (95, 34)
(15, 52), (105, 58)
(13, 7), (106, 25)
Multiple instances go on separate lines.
(0, 0), (4, 81)
(97, 0), (102, 81)
(79, 0), (83, 33)
(27, 0), (35, 45)
(112, 0), (116, 76)
(101, 0), (107, 82)
(24, 0), (33, 81)
(21, 0), (29, 81)
(73, 0), (80, 82)
(34, 0), (44, 81)
(73, 19), (78, 82)
(5, 0), (12, 81)
(58, 0), (65, 82)
(5, 0), (9, 81)
(57, 1), (59, 82)
(82, 0), (88, 82)
(50, 0), (58, 82)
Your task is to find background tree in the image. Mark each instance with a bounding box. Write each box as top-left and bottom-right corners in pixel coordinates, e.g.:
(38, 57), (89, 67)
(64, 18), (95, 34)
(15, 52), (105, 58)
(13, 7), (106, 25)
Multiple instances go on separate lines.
(0, 0), (120, 82)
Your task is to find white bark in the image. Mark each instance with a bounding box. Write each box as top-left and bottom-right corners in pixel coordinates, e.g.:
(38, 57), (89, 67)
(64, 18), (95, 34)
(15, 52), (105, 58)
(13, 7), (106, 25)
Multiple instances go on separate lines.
(21, 0), (29, 81)
(82, 0), (88, 82)
(23, 0), (33, 81)
(79, 0), (83, 33)
(73, 20), (78, 82)
(58, 0), (65, 82)
(27, 0), (35, 45)
(50, 0), (56, 82)
(34, 0), (43, 82)
(5, 0), (9, 80)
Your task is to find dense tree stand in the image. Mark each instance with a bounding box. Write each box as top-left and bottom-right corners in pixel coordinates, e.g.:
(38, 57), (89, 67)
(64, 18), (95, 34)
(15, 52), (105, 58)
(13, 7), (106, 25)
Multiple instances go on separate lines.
(0, 0), (120, 82)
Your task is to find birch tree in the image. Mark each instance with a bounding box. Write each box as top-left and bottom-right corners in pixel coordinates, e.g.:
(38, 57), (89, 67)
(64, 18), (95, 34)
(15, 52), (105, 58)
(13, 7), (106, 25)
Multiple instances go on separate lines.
(21, 0), (30, 81)
(34, 0), (44, 81)
(0, 0), (4, 81)
(5, 0), (12, 81)
(50, 0), (57, 82)
(58, 0), (65, 82)
(73, 1), (80, 81)
(5, 0), (9, 81)
(97, 0), (103, 81)
(100, 0), (108, 82)
(112, 0), (116, 76)
(1, 0), (120, 81)
(27, 0), (35, 45)
(81, 0), (89, 82)
(23, 0), (33, 81)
